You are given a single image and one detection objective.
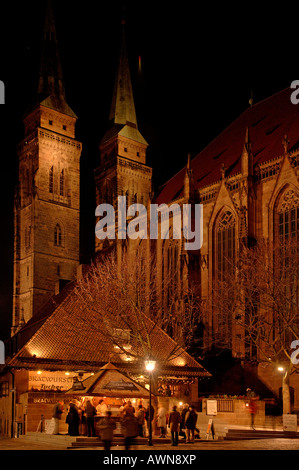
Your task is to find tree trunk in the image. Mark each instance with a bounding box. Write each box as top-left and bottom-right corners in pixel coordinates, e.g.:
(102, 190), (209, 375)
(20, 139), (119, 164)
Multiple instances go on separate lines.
(282, 365), (292, 414)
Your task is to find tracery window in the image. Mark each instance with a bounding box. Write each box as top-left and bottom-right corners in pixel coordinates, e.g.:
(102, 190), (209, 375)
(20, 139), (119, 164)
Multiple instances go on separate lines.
(215, 210), (236, 282)
(277, 188), (299, 244)
(274, 187), (299, 346)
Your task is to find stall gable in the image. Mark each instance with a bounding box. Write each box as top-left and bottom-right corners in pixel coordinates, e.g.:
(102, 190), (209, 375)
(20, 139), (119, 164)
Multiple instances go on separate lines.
(89, 369), (149, 398)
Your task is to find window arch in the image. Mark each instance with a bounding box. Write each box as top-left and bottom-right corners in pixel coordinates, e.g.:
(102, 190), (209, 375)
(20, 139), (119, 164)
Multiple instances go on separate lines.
(274, 187), (299, 346)
(162, 238), (180, 307)
(49, 166), (54, 194)
(214, 210), (236, 282)
(275, 187), (299, 244)
(54, 224), (62, 247)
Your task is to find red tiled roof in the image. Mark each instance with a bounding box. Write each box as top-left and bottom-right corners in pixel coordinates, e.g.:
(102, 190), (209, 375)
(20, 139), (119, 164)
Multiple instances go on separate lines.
(8, 284), (210, 378)
(6, 282), (76, 352)
(156, 87), (299, 203)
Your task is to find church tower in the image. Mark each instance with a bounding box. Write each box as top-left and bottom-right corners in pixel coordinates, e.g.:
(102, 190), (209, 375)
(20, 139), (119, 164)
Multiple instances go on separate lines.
(94, 21), (152, 252)
(11, 1), (82, 334)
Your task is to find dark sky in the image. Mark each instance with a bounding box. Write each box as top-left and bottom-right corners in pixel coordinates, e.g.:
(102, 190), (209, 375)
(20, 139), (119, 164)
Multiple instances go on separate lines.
(0, 0), (297, 339)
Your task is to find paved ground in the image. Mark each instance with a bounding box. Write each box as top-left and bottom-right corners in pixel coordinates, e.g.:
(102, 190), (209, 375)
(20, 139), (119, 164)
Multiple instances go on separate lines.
(1, 436), (299, 451)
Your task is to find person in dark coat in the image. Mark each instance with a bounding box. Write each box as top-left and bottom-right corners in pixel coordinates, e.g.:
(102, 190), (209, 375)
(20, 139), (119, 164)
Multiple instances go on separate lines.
(66, 403), (80, 436)
(145, 404), (155, 437)
(85, 400), (97, 437)
(185, 406), (198, 443)
(168, 405), (181, 446)
(136, 405), (145, 437)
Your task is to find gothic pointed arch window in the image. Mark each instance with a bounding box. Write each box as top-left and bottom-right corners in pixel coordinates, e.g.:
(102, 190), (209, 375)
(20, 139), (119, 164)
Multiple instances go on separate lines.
(214, 210), (236, 282)
(274, 187), (299, 339)
(275, 187), (299, 245)
(54, 223), (62, 247)
(49, 166), (54, 194)
(162, 237), (180, 309)
(60, 169), (65, 196)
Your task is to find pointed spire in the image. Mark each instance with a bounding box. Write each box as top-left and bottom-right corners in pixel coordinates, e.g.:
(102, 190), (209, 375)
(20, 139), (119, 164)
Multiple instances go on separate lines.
(109, 20), (138, 128)
(101, 19), (147, 148)
(184, 153), (194, 200)
(241, 127), (253, 176)
(35, 0), (76, 118)
(220, 162), (226, 180)
(282, 134), (290, 156)
(37, 0), (65, 99)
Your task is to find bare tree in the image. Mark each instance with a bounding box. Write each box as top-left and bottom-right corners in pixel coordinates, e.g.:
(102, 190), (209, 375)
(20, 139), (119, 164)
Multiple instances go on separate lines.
(74, 246), (201, 367)
(204, 237), (299, 413)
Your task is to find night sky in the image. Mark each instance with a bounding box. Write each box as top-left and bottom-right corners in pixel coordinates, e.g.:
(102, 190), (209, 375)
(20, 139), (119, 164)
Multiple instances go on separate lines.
(0, 0), (298, 339)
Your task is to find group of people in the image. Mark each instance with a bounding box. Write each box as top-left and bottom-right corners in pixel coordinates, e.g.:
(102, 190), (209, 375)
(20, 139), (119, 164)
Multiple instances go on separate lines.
(52, 398), (108, 437)
(168, 404), (198, 446)
(52, 399), (198, 448)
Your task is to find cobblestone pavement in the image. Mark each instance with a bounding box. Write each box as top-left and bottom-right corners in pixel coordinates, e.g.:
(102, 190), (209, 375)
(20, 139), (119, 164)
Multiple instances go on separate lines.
(1, 437), (299, 451)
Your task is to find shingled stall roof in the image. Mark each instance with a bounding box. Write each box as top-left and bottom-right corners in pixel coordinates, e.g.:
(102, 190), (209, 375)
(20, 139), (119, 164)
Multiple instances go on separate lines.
(8, 281), (210, 379)
(6, 281), (76, 356)
(156, 87), (299, 203)
(66, 363), (151, 398)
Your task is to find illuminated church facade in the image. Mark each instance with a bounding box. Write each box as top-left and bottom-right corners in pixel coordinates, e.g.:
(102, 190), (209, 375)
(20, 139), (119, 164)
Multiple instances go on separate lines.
(2, 0), (299, 436)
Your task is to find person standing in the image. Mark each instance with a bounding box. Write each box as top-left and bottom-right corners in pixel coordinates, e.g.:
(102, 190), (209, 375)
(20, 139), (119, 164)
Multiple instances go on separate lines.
(97, 411), (116, 451)
(145, 403), (155, 437)
(85, 400), (97, 437)
(185, 405), (198, 443)
(96, 399), (108, 416)
(157, 404), (167, 438)
(121, 413), (138, 450)
(136, 405), (145, 437)
(66, 402), (80, 436)
(168, 405), (181, 446)
(180, 403), (189, 439)
(249, 398), (257, 430)
(52, 401), (63, 435)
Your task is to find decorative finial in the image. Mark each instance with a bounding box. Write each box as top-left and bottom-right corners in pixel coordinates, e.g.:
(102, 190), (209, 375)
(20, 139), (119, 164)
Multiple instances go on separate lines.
(249, 89), (254, 107)
(221, 163), (226, 179)
(121, 2), (126, 25)
(282, 134), (290, 155)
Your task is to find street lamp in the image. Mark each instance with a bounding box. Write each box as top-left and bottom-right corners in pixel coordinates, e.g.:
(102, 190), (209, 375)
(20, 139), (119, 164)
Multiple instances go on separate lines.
(145, 360), (156, 446)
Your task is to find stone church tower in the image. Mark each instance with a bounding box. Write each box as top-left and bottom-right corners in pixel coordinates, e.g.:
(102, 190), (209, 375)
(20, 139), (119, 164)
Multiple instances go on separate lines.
(94, 22), (152, 252)
(11, 1), (82, 335)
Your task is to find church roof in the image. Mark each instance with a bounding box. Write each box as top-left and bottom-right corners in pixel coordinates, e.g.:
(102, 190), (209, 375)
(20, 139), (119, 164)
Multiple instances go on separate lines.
(156, 87), (299, 203)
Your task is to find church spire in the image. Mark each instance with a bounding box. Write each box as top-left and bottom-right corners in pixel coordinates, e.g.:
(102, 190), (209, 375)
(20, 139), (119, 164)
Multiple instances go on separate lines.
(109, 20), (138, 128)
(36, 0), (76, 118)
(101, 20), (147, 147)
(38, 0), (64, 99)
(241, 127), (253, 177)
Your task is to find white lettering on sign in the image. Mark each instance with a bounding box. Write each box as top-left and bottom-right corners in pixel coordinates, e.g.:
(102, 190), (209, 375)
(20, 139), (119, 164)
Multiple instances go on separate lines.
(29, 372), (73, 392)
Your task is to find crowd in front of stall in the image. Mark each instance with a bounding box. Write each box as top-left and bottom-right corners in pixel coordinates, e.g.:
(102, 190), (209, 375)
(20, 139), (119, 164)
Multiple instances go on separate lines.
(51, 398), (199, 448)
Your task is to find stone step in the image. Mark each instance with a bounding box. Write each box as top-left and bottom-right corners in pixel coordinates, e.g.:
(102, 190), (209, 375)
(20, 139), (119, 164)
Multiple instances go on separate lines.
(70, 436), (171, 448)
(224, 429), (298, 440)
